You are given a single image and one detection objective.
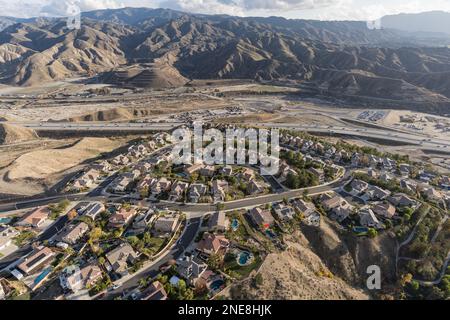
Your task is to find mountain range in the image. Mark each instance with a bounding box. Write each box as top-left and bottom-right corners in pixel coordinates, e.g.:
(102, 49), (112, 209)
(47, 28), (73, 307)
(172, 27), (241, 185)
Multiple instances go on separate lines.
(1, 8), (450, 114)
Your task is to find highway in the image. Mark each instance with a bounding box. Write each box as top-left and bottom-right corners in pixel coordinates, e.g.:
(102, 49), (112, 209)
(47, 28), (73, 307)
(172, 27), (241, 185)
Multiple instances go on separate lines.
(7, 120), (450, 152)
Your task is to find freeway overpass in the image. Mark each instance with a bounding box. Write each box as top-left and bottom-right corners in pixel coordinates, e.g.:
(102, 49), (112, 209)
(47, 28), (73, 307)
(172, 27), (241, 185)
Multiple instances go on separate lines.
(7, 120), (449, 151)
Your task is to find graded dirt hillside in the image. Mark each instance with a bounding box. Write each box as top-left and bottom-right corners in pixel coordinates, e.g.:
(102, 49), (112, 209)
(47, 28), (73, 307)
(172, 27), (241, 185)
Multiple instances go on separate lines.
(225, 218), (397, 300)
(0, 123), (38, 145)
(5, 137), (120, 180)
(98, 62), (189, 88)
(226, 229), (369, 300)
(68, 107), (135, 122)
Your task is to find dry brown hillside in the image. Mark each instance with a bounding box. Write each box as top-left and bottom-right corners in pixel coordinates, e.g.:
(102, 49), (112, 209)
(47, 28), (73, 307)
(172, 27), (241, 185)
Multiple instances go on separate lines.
(0, 123), (38, 145)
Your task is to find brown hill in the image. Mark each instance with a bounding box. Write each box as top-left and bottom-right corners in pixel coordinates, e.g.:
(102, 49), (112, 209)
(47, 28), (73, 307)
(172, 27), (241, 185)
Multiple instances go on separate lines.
(0, 123), (38, 145)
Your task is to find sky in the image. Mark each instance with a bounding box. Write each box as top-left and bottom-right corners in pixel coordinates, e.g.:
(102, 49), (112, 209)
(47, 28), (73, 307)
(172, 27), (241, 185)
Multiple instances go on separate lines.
(1, 0), (450, 21)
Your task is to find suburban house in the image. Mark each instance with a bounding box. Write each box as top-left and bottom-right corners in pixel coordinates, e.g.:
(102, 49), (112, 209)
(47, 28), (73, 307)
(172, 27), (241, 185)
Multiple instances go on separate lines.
(59, 222), (89, 245)
(16, 246), (55, 276)
(440, 176), (450, 189)
(220, 166), (233, 176)
(133, 208), (156, 231)
(169, 181), (189, 202)
(0, 225), (19, 251)
(248, 207), (274, 229)
(16, 207), (50, 228)
(150, 178), (172, 198)
(349, 179), (369, 195)
(60, 264), (102, 292)
(422, 187), (443, 201)
(91, 160), (111, 173)
(208, 211), (229, 232)
(74, 168), (100, 188)
(196, 233), (230, 256)
(247, 180), (267, 195)
(108, 207), (137, 228)
(304, 211), (321, 227)
(200, 165), (216, 177)
(137, 175), (157, 193)
(323, 195), (354, 222)
(388, 193), (417, 207)
(368, 169), (378, 179)
(111, 173), (134, 193)
(188, 183), (208, 203)
(184, 163), (203, 177)
(359, 208), (383, 229)
(362, 186), (391, 202)
(308, 167), (324, 182)
(112, 154), (130, 166)
(292, 199), (316, 216)
(241, 168), (255, 181)
(399, 164), (411, 177)
(141, 281), (168, 300)
(272, 203), (295, 220)
(400, 179), (417, 193)
(372, 202), (396, 219)
(322, 195), (350, 211)
(211, 180), (229, 202)
(153, 215), (179, 235)
(176, 256), (208, 285)
(80, 202), (105, 220)
(380, 172), (395, 182)
(105, 243), (138, 276)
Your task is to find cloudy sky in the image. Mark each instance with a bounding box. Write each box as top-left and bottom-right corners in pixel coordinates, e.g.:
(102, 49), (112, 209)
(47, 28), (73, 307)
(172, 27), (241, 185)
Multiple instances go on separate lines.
(2, 0), (450, 21)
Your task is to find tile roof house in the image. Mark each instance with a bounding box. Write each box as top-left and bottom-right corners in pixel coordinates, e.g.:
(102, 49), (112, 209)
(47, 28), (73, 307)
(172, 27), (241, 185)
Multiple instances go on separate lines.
(17, 246), (55, 275)
(188, 183), (208, 203)
(359, 208), (382, 229)
(0, 226), (19, 251)
(169, 181), (189, 201)
(196, 233), (230, 255)
(153, 215), (179, 234)
(362, 186), (391, 202)
(388, 193), (417, 207)
(211, 180), (229, 202)
(350, 179), (369, 195)
(60, 222), (89, 245)
(208, 211), (229, 232)
(241, 168), (256, 181)
(176, 256), (207, 285)
(247, 180), (267, 195)
(141, 281), (168, 300)
(16, 207), (50, 228)
(248, 207), (274, 229)
(81, 202), (105, 220)
(200, 165), (216, 177)
(372, 202), (396, 219)
(105, 243), (138, 276)
(272, 203), (295, 220)
(60, 264), (103, 292)
(292, 199), (316, 216)
(108, 207), (137, 228)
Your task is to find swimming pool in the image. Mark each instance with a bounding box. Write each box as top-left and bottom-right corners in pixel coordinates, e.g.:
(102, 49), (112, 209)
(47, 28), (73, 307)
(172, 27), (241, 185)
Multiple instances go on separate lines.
(210, 279), (224, 291)
(231, 219), (239, 231)
(265, 229), (276, 239)
(237, 251), (253, 266)
(0, 217), (12, 224)
(353, 226), (369, 234)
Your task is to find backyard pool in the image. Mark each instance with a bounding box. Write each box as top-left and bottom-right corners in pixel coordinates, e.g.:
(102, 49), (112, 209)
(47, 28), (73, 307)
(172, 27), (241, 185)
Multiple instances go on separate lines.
(210, 279), (225, 291)
(237, 251), (254, 266)
(231, 219), (239, 231)
(353, 226), (369, 234)
(265, 229), (277, 239)
(0, 217), (12, 224)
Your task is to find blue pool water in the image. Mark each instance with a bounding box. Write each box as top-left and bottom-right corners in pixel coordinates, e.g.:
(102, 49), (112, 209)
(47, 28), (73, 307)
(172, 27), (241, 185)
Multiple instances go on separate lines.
(353, 226), (369, 233)
(0, 217), (12, 224)
(238, 251), (252, 266)
(210, 279), (224, 291)
(231, 219), (239, 231)
(34, 268), (52, 285)
(265, 229), (276, 239)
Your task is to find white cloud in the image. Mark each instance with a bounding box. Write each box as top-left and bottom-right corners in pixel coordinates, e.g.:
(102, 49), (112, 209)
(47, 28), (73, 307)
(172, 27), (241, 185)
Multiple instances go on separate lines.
(0, 0), (449, 20)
